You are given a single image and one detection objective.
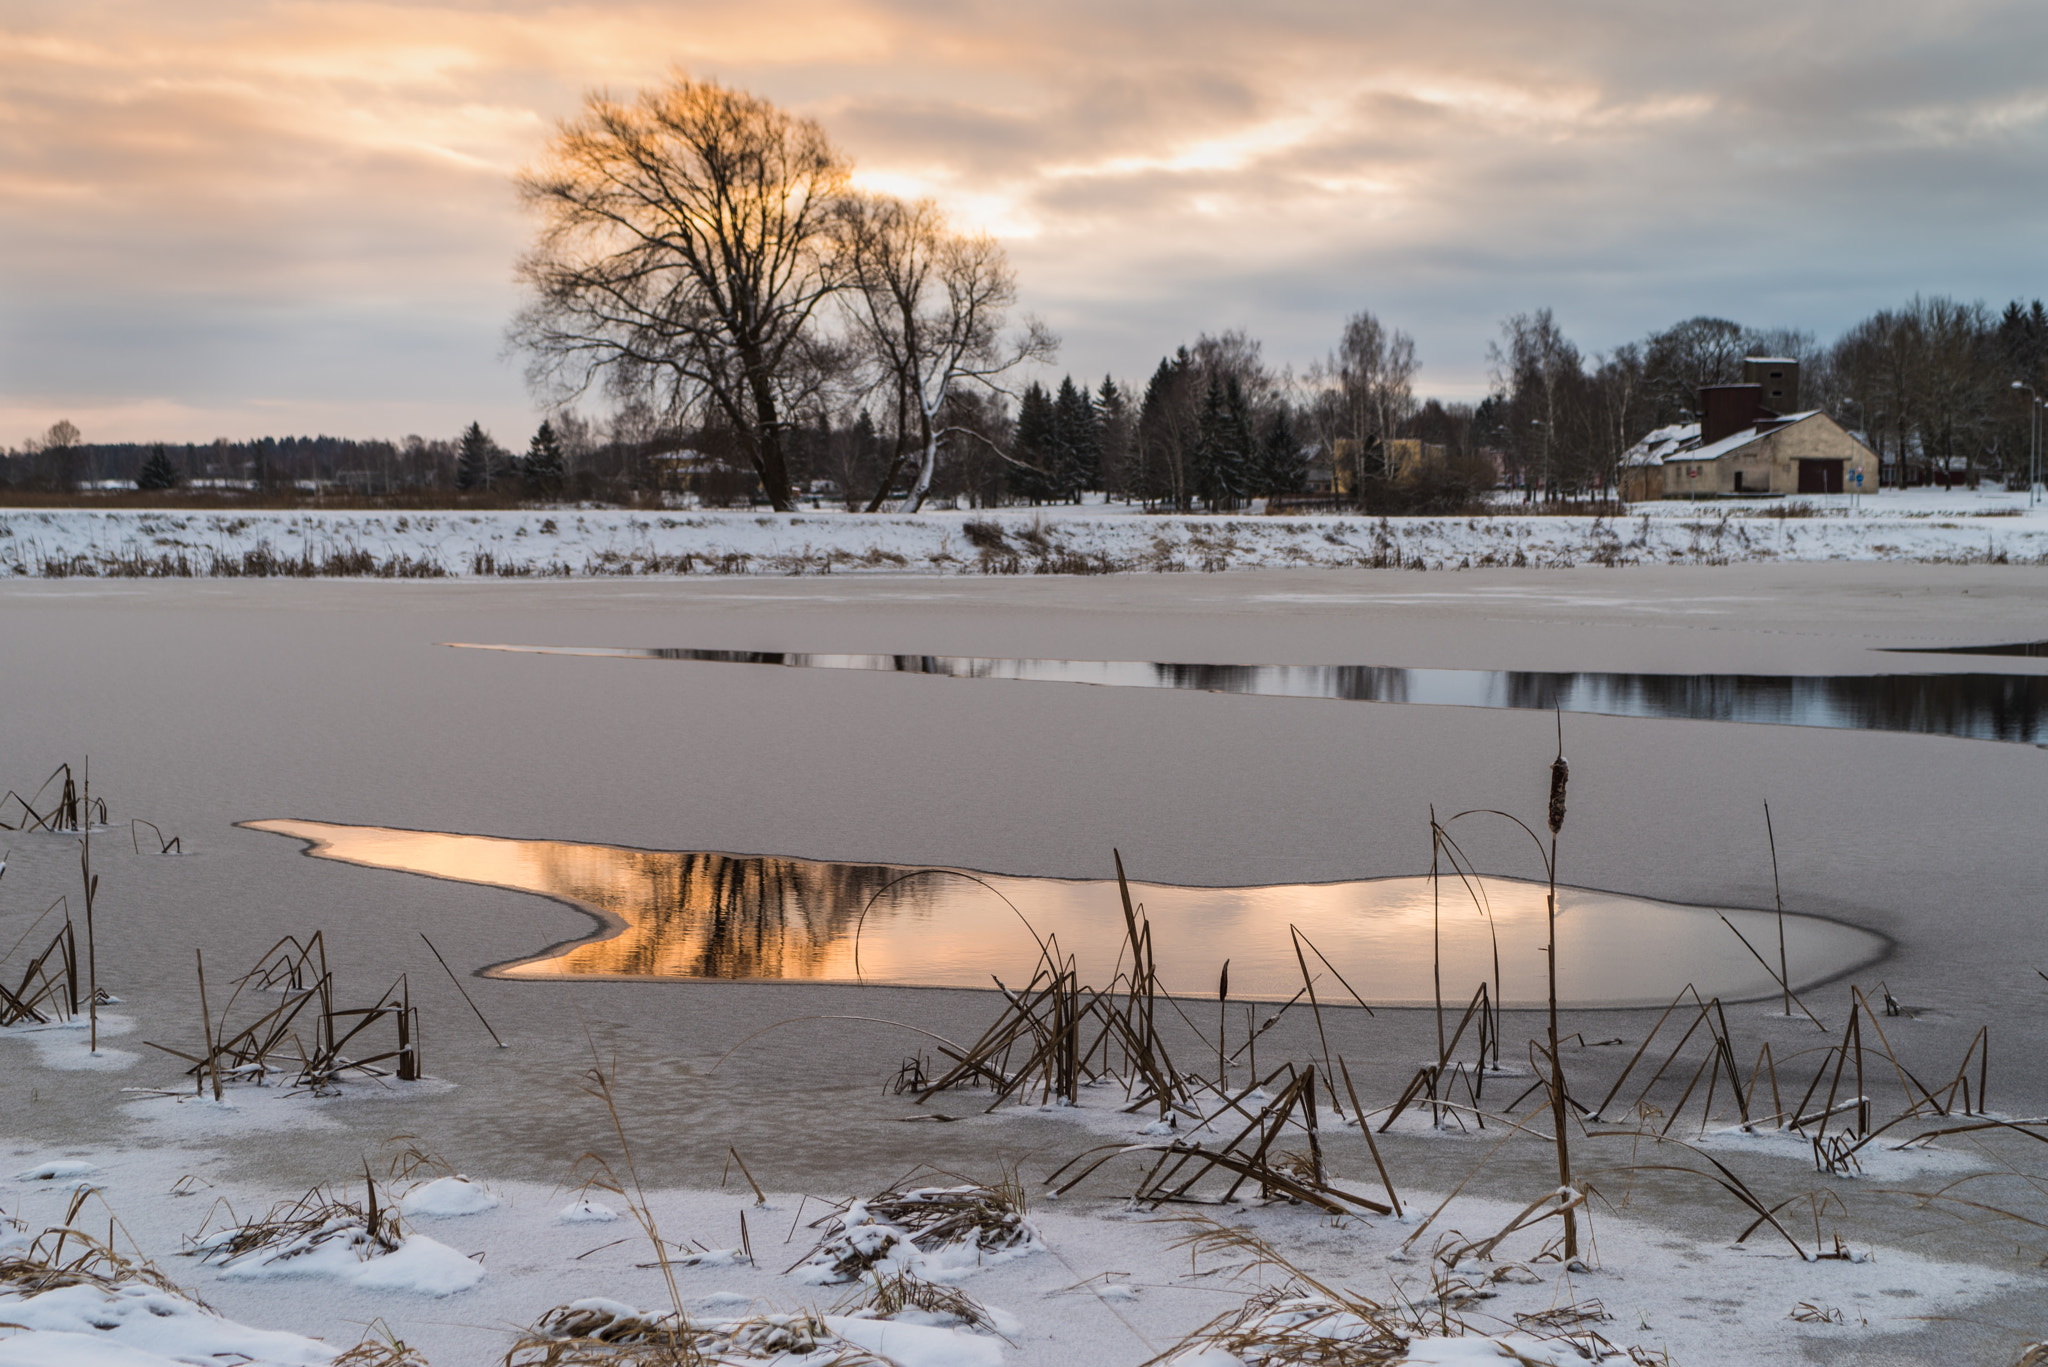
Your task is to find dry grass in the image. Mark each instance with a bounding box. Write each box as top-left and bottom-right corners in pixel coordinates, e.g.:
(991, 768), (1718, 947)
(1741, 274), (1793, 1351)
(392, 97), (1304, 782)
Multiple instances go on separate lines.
(793, 1175), (1035, 1283)
(332, 1322), (434, 1367)
(503, 1303), (889, 1366)
(185, 1171), (403, 1266)
(839, 1267), (1002, 1335)
(0, 1189), (186, 1301)
(1145, 1217), (1652, 1366)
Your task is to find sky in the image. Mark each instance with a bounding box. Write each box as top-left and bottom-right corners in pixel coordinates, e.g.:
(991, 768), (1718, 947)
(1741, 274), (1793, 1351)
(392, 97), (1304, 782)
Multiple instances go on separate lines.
(3, 0), (2045, 447)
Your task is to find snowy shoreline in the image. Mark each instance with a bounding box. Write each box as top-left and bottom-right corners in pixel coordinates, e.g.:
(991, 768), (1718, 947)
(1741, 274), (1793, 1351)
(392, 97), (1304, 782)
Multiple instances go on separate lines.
(6, 1075), (2041, 1367)
(4, 489), (2047, 579)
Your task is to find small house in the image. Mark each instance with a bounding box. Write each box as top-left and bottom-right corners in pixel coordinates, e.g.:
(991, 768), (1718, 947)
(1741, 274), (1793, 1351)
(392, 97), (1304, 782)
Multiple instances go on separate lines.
(1622, 358), (1878, 499)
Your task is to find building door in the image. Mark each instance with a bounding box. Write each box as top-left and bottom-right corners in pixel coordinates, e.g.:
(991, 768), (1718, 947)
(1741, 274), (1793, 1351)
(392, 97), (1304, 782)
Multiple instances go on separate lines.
(1798, 459), (1844, 493)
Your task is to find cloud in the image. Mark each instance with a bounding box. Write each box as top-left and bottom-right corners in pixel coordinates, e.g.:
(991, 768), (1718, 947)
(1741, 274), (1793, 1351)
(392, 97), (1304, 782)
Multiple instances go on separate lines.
(3, 0), (2044, 441)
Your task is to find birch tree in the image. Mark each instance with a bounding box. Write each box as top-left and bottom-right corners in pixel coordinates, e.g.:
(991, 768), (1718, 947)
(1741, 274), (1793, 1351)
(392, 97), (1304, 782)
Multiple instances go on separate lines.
(837, 193), (1055, 511)
(1333, 311), (1418, 486)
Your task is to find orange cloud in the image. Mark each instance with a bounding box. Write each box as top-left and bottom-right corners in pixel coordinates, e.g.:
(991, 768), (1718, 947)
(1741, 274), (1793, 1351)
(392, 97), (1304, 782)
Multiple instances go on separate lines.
(3, 0), (2043, 442)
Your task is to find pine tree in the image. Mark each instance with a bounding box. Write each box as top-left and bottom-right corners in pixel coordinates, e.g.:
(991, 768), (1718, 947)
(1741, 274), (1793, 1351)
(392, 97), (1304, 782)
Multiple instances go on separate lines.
(135, 442), (181, 491)
(525, 420), (567, 497)
(2001, 299), (2048, 384)
(1254, 409), (1306, 496)
(1010, 383), (1056, 503)
(1138, 353), (1198, 509)
(1193, 376), (1253, 509)
(1052, 375), (1099, 501)
(457, 422), (497, 492)
(1096, 375), (1134, 501)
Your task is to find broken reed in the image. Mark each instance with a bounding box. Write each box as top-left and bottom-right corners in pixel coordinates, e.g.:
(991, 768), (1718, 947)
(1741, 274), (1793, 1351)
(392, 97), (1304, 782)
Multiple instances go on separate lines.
(145, 932), (424, 1094)
(0, 905), (81, 1028)
(913, 759), (2017, 1263)
(0, 762), (105, 835)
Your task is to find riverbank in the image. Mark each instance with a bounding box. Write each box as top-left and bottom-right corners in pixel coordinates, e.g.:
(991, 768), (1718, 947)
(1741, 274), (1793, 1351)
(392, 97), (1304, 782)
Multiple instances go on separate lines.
(3, 489), (2046, 578)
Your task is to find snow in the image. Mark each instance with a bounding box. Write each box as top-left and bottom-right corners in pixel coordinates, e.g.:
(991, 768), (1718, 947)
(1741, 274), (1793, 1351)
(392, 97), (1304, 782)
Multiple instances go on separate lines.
(399, 1175), (500, 1217)
(211, 1221), (486, 1297)
(0, 1015), (139, 1073)
(822, 1314), (1006, 1367)
(1400, 1335), (1587, 1364)
(0, 1282), (334, 1366)
(556, 1198), (618, 1223)
(0, 1125), (2035, 1367)
(2, 492), (2045, 580)
(0, 1332), (212, 1367)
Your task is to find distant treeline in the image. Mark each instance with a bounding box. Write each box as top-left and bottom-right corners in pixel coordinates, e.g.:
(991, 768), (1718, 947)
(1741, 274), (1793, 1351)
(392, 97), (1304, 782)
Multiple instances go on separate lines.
(7, 294), (2045, 511)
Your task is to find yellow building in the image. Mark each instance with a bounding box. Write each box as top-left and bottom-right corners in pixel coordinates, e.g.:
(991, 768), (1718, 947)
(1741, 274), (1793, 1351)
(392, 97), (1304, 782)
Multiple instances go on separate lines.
(1661, 411), (1878, 497)
(1327, 437), (1449, 493)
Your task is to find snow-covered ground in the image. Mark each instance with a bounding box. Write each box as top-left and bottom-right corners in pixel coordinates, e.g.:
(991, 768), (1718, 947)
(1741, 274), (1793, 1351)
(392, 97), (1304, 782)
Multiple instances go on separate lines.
(3, 487), (2045, 578)
(4, 1076), (2040, 1367)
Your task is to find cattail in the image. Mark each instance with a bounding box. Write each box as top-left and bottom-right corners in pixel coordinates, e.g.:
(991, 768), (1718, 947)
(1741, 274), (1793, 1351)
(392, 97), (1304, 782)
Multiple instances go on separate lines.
(1547, 754), (1569, 834)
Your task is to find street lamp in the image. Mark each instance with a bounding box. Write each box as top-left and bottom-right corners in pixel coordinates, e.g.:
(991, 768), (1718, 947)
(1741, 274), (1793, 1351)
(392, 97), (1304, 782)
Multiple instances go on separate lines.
(1840, 396), (1888, 493)
(2013, 382), (2042, 509)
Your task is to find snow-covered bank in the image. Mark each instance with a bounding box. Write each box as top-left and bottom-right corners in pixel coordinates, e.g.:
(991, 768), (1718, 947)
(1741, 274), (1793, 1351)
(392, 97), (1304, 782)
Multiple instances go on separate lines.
(3, 1134), (2038, 1367)
(4, 490), (2046, 579)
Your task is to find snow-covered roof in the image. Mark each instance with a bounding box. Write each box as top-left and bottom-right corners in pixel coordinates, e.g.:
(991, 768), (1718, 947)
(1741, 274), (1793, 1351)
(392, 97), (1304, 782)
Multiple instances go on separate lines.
(1621, 421), (1699, 467)
(1646, 405), (1859, 465)
(1676, 411), (1831, 464)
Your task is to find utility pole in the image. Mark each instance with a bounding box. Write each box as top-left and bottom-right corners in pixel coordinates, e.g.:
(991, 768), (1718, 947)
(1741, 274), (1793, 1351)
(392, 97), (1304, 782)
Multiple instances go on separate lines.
(2015, 383), (2042, 509)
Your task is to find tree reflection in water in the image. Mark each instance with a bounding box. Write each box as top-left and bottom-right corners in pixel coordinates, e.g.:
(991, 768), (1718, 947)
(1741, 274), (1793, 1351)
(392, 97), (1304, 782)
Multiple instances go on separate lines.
(521, 844), (914, 980)
(241, 819), (1889, 1008)
(448, 645), (2048, 744)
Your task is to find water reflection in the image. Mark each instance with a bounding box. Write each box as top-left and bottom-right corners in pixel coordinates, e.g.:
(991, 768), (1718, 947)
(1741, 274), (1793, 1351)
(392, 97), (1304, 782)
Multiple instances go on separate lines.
(244, 819), (1887, 1009)
(446, 644), (2048, 744)
(1886, 640), (2048, 659)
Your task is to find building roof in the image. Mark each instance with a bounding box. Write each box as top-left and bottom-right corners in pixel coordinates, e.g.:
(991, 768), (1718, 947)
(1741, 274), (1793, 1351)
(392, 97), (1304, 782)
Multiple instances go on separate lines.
(1625, 410), (1859, 467)
(1621, 421), (1699, 467)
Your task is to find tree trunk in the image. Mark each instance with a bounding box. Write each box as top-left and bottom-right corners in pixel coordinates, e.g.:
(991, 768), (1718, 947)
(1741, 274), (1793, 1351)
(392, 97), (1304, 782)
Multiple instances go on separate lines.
(746, 367), (795, 511)
(903, 428), (940, 513)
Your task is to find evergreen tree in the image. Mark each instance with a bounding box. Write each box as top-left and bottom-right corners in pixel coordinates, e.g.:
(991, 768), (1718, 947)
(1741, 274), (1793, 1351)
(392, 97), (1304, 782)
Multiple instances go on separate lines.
(2000, 299), (2048, 384)
(525, 420), (567, 497)
(1137, 352), (1198, 509)
(135, 442), (181, 491)
(1193, 375), (1252, 509)
(1254, 408), (1306, 496)
(1052, 375), (1099, 501)
(1010, 382), (1057, 503)
(1096, 375), (1135, 501)
(456, 422), (497, 492)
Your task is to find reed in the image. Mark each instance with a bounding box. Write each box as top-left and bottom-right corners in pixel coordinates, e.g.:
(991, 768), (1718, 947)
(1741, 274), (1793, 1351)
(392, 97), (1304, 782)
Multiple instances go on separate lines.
(1764, 801), (1790, 1019)
(143, 932), (424, 1091)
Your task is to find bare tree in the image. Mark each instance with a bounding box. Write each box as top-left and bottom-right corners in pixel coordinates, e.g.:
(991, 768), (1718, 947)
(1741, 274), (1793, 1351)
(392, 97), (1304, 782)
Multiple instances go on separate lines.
(26, 419), (83, 491)
(1587, 343), (1646, 497)
(1331, 311), (1417, 488)
(836, 194), (1055, 511)
(1490, 310), (1579, 498)
(1641, 317), (1745, 423)
(512, 74), (850, 510)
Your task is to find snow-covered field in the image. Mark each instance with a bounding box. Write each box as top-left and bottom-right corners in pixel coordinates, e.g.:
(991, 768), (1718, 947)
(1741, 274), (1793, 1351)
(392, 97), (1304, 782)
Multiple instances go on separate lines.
(3, 488), (2046, 578)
